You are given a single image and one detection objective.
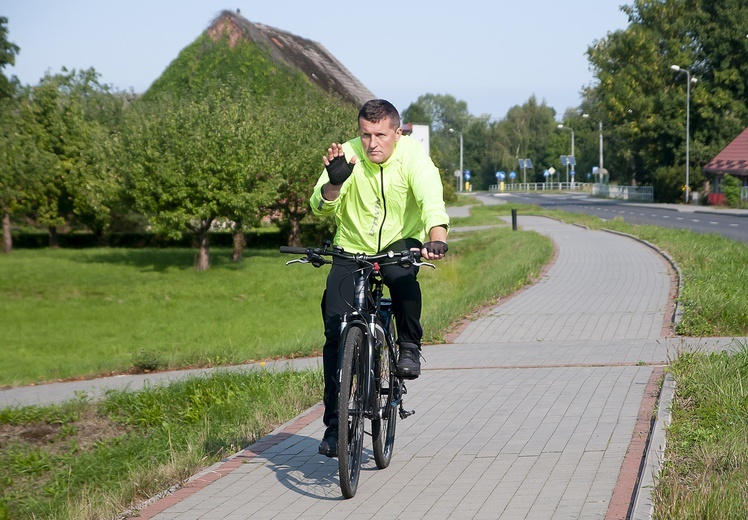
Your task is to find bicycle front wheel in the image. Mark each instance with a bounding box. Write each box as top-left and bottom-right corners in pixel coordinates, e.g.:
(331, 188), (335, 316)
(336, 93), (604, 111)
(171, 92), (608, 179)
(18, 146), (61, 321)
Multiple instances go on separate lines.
(337, 326), (366, 499)
(372, 318), (397, 469)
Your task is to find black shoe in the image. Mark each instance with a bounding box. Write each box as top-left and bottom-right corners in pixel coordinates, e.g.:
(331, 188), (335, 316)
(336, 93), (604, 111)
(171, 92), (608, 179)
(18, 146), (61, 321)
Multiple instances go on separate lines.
(397, 343), (421, 379)
(318, 431), (338, 458)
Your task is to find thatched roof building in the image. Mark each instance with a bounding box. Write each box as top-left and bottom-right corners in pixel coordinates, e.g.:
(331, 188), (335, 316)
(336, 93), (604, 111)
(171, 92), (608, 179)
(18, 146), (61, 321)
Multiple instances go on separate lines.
(207, 10), (375, 106)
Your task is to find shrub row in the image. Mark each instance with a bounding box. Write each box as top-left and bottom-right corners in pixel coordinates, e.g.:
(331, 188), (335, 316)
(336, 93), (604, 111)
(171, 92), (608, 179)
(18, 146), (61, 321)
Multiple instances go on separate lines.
(10, 230), (285, 249)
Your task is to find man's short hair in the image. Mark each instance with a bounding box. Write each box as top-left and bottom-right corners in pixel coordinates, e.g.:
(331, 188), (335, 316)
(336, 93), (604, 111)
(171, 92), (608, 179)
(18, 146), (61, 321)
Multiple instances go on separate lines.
(358, 99), (401, 129)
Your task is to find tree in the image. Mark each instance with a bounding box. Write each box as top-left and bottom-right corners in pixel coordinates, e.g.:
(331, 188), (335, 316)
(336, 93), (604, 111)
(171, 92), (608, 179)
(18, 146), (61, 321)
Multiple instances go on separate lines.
(685, 0), (748, 171)
(123, 87), (281, 270)
(584, 8), (687, 192)
(19, 68), (125, 245)
(265, 90), (357, 247)
(498, 97), (558, 182)
(402, 93), (471, 133)
(0, 96), (54, 253)
(402, 93), (473, 188)
(0, 16), (24, 252)
(0, 17), (19, 100)
(583, 0), (748, 201)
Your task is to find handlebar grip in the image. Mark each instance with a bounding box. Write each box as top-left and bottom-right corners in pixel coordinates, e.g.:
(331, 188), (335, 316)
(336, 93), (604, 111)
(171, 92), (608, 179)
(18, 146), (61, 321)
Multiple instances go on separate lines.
(279, 246), (310, 254)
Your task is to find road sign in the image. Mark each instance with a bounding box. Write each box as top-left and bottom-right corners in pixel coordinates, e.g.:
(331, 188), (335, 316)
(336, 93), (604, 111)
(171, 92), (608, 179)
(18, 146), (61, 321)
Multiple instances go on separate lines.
(509, 171), (516, 179)
(464, 170), (471, 181)
(560, 155), (568, 166)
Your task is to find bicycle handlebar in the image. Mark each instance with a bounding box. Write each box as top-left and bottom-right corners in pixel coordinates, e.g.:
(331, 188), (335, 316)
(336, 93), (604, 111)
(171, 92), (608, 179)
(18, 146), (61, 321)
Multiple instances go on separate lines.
(279, 244), (435, 269)
(279, 246), (312, 255)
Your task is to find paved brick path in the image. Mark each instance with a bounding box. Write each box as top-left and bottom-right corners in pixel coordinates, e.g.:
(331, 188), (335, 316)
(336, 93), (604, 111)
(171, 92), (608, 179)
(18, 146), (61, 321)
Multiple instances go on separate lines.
(134, 213), (673, 519)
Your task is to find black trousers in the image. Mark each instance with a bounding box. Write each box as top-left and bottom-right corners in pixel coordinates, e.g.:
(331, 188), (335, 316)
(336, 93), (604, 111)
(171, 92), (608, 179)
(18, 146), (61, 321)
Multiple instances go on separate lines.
(320, 238), (422, 430)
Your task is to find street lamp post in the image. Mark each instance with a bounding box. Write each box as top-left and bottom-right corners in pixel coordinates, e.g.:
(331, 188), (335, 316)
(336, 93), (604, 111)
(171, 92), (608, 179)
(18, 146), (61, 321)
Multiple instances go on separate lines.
(671, 64), (697, 203)
(599, 121), (603, 175)
(557, 124), (575, 185)
(449, 128), (463, 192)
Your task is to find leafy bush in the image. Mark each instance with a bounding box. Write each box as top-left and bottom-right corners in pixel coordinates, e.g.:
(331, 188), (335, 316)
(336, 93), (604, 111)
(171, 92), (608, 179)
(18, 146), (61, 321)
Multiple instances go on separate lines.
(652, 165), (686, 203)
(721, 174), (743, 208)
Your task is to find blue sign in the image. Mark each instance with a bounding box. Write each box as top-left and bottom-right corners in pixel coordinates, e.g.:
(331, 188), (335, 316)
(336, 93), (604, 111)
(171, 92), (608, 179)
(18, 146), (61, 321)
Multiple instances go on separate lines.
(509, 171), (516, 179)
(570, 169), (575, 176)
(464, 170), (471, 181)
(495, 171), (506, 180)
(543, 169), (549, 177)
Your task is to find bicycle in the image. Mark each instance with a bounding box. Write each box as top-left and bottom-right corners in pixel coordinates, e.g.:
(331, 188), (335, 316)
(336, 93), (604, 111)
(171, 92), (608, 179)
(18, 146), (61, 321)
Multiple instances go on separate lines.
(280, 241), (434, 498)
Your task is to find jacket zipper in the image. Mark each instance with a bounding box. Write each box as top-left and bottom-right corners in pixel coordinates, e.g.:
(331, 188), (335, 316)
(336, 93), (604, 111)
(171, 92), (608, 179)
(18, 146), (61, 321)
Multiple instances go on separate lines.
(377, 165), (387, 252)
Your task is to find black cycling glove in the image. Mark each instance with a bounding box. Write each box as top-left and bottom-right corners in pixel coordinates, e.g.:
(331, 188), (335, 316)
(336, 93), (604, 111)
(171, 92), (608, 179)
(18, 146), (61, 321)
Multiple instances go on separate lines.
(325, 154), (355, 186)
(423, 241), (449, 256)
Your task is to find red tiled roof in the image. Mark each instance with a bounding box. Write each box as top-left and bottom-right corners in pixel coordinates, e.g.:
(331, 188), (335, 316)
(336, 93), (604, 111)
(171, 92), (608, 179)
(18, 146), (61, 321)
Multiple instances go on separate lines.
(703, 126), (748, 176)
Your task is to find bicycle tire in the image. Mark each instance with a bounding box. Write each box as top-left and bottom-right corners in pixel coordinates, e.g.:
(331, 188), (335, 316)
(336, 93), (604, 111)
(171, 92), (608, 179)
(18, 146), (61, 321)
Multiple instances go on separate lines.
(337, 326), (366, 499)
(372, 317), (397, 469)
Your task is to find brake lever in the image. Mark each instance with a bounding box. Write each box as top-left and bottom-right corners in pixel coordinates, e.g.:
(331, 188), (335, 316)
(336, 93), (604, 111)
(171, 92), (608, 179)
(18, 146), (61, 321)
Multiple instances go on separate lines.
(398, 250), (436, 269)
(285, 258), (309, 266)
(412, 260), (436, 269)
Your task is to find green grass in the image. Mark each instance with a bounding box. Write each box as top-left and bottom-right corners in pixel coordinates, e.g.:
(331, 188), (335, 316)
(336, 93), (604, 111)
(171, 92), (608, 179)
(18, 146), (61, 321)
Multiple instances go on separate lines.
(653, 344), (748, 518)
(0, 248), (323, 386)
(0, 368), (323, 520)
(0, 226), (552, 387)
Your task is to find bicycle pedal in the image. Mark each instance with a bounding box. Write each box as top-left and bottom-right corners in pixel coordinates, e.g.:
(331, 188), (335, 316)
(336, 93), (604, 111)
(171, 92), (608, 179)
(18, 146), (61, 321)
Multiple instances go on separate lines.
(399, 408), (415, 419)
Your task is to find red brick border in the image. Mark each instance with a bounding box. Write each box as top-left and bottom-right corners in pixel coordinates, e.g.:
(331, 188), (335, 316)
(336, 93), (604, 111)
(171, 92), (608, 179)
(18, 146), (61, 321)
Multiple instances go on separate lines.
(605, 366), (664, 520)
(135, 405), (324, 519)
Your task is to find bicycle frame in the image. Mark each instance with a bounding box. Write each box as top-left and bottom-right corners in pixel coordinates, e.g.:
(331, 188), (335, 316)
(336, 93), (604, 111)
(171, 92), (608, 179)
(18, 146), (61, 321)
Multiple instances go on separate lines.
(338, 262), (395, 421)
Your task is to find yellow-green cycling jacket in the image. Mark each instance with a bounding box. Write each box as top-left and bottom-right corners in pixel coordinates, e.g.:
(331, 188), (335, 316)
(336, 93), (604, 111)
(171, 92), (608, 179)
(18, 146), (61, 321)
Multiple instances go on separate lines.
(310, 135), (450, 255)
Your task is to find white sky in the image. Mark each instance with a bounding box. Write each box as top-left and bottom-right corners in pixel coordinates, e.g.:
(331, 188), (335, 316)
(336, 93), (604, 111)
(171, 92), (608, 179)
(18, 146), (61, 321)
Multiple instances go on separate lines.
(4, 0), (630, 120)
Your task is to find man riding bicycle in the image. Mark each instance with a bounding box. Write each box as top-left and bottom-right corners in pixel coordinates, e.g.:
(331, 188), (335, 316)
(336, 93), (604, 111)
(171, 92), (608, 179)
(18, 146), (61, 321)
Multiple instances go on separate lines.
(310, 99), (450, 457)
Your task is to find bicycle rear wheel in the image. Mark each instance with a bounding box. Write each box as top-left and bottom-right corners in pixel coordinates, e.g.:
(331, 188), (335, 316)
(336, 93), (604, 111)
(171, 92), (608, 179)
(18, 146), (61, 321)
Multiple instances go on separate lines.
(372, 317), (398, 469)
(337, 326), (366, 499)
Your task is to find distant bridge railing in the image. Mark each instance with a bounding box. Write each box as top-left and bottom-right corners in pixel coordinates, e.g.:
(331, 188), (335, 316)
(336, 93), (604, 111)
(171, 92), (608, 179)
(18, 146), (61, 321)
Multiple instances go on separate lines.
(486, 182), (655, 202)
(592, 184), (654, 202)
(488, 182), (591, 192)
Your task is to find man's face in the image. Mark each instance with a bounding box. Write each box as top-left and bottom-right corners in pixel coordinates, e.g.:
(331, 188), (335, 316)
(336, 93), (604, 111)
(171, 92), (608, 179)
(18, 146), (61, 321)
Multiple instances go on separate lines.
(359, 117), (402, 164)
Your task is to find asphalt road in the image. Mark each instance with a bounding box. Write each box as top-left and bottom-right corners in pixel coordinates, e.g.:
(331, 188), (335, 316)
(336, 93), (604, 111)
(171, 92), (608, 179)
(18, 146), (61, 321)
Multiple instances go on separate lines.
(500, 192), (748, 244)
